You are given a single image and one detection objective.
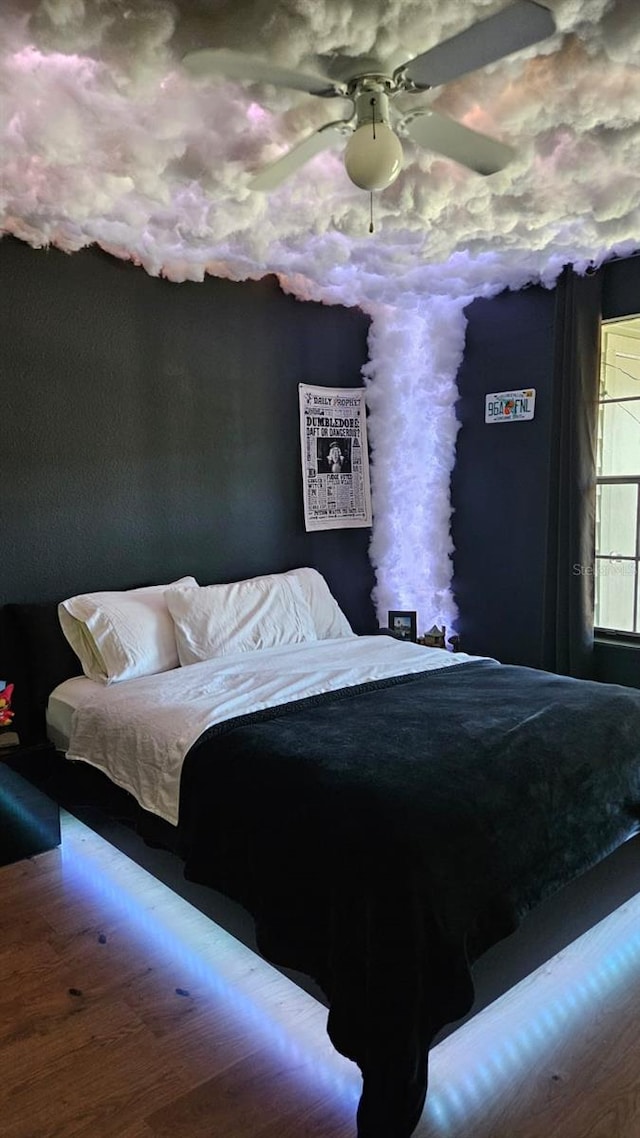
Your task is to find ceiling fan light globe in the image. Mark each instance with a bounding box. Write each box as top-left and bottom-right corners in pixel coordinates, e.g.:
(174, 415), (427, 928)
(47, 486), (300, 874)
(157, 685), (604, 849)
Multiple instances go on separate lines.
(344, 122), (403, 191)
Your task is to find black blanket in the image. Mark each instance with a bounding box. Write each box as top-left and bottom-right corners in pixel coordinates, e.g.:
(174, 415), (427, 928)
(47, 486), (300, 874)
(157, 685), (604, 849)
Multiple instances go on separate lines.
(179, 659), (640, 1138)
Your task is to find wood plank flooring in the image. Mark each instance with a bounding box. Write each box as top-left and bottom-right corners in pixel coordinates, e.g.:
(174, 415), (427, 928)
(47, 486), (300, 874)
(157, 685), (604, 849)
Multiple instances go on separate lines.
(1, 812), (640, 1138)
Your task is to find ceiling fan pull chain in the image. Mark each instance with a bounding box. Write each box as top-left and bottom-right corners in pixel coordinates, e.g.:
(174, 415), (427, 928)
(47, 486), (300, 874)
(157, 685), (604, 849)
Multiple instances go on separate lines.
(369, 192), (375, 234)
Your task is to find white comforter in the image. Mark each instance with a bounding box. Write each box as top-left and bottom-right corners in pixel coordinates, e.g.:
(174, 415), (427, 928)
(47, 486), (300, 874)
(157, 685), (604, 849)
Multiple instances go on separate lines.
(50, 635), (479, 825)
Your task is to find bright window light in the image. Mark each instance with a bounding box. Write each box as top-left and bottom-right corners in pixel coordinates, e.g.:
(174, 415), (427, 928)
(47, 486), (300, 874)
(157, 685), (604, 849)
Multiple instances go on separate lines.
(595, 316), (640, 635)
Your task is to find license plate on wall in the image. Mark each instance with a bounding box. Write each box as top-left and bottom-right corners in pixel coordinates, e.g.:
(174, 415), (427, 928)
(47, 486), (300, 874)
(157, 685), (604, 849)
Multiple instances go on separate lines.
(485, 389), (536, 423)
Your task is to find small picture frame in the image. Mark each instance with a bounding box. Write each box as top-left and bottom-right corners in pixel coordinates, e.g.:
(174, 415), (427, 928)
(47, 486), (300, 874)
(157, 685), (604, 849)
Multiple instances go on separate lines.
(388, 610), (417, 642)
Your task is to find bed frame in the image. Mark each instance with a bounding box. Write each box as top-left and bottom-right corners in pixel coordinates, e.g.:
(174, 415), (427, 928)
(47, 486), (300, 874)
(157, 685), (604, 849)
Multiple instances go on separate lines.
(5, 596), (640, 1051)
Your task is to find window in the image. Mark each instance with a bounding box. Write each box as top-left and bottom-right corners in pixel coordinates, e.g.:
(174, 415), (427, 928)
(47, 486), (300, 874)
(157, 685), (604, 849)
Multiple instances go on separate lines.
(595, 315), (640, 635)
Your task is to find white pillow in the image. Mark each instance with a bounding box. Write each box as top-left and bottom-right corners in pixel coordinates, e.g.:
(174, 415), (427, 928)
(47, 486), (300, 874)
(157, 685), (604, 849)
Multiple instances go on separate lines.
(166, 574), (317, 665)
(284, 567), (354, 640)
(58, 577), (198, 684)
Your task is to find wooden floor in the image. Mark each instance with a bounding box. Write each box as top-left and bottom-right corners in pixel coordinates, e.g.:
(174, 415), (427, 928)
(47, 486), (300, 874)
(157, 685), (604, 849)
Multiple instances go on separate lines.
(2, 813), (640, 1138)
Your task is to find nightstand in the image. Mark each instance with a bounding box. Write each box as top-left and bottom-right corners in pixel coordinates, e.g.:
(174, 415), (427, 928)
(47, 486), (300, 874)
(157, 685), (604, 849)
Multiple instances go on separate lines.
(0, 741), (61, 867)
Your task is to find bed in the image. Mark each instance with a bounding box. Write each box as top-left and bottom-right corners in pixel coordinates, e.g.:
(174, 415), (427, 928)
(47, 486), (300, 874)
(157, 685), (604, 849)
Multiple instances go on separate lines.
(7, 568), (640, 1138)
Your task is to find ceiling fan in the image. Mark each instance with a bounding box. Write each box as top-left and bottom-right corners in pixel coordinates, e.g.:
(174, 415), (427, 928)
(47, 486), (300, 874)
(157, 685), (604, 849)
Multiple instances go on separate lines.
(183, 0), (556, 194)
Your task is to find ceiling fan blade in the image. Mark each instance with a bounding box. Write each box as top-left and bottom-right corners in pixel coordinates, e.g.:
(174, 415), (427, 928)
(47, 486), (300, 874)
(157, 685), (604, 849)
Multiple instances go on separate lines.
(403, 110), (515, 174)
(399, 1), (556, 89)
(249, 121), (350, 191)
(183, 49), (346, 98)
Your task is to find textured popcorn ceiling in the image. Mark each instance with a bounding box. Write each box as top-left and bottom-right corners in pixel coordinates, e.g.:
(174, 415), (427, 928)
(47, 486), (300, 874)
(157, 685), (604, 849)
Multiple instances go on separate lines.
(2, 0), (639, 629)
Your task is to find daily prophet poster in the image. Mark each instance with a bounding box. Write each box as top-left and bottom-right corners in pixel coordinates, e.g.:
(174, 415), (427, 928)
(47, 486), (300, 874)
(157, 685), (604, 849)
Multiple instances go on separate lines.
(299, 384), (372, 532)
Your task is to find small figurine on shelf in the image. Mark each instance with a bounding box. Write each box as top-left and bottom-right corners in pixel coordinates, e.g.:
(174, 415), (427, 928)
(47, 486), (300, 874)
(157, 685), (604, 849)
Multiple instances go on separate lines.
(418, 625), (447, 650)
(416, 626), (462, 651)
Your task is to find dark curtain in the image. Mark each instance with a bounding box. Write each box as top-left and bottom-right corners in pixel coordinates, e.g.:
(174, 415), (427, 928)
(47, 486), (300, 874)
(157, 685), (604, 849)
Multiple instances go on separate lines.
(542, 266), (603, 678)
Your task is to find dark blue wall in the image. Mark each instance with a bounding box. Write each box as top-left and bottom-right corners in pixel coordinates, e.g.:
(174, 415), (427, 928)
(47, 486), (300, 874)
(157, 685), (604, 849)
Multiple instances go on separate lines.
(0, 237), (375, 649)
(451, 284), (556, 665)
(452, 257), (640, 687)
(602, 254), (640, 320)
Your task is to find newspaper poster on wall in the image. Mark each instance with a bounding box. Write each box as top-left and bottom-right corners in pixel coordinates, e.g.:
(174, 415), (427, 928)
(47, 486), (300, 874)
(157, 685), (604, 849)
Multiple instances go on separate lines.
(299, 383), (372, 531)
